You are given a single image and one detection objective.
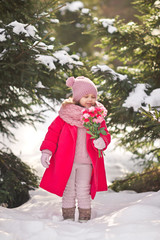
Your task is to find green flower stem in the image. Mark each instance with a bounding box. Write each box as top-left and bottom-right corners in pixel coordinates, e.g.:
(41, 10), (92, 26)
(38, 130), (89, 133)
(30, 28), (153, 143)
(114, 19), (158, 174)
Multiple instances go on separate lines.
(84, 122), (106, 158)
(98, 149), (102, 158)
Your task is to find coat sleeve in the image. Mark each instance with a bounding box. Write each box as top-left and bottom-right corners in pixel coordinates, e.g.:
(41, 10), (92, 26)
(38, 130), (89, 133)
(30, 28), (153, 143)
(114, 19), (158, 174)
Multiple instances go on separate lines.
(40, 116), (65, 154)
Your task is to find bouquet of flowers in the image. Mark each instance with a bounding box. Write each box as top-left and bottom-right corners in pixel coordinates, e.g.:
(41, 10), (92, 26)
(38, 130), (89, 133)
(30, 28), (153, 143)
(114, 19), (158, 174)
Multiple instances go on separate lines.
(81, 105), (107, 157)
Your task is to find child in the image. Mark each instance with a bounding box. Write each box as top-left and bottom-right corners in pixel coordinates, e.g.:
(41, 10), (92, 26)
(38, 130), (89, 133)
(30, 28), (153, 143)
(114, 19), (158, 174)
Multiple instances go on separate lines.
(40, 76), (111, 222)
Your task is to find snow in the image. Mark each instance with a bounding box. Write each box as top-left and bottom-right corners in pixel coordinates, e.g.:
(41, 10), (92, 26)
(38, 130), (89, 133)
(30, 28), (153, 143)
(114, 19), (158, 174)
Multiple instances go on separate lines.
(0, 189), (160, 240)
(123, 85), (160, 111)
(35, 50), (83, 71)
(8, 21), (37, 37)
(99, 18), (117, 33)
(37, 12), (50, 18)
(36, 81), (46, 89)
(151, 29), (160, 36)
(36, 55), (56, 71)
(127, 21), (135, 26)
(99, 18), (115, 27)
(154, 0), (160, 8)
(0, 28), (6, 42)
(91, 64), (127, 81)
(123, 84), (147, 111)
(49, 37), (55, 41)
(145, 88), (160, 107)
(0, 49), (7, 59)
(81, 8), (90, 14)
(60, 1), (84, 13)
(50, 19), (59, 24)
(33, 41), (49, 51)
(53, 50), (83, 66)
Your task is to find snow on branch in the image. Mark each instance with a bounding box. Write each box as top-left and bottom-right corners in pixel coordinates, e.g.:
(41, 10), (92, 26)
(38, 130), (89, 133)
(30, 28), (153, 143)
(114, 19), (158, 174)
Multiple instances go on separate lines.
(91, 64), (127, 81)
(36, 50), (83, 71)
(1, 20), (83, 70)
(123, 84), (160, 111)
(123, 84), (148, 111)
(0, 21), (38, 43)
(8, 21), (37, 37)
(53, 50), (83, 66)
(59, 1), (84, 14)
(35, 55), (57, 70)
(0, 28), (6, 42)
(94, 18), (117, 34)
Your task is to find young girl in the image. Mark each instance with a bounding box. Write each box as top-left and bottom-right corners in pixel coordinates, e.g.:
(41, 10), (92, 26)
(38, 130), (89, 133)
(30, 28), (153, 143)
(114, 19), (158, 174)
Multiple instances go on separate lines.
(40, 76), (111, 222)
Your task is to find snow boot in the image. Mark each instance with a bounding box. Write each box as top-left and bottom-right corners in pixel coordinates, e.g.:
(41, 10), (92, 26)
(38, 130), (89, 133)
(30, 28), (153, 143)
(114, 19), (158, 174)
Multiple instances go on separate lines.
(62, 207), (75, 221)
(78, 208), (91, 223)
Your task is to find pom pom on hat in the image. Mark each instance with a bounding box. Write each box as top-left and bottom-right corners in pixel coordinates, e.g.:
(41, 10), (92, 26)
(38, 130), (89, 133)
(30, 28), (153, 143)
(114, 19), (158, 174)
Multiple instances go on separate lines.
(66, 76), (97, 101)
(66, 76), (75, 87)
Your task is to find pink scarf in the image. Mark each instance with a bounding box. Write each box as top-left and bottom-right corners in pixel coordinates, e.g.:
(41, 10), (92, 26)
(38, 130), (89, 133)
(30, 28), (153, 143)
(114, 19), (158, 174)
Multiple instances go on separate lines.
(59, 104), (84, 128)
(58, 102), (107, 128)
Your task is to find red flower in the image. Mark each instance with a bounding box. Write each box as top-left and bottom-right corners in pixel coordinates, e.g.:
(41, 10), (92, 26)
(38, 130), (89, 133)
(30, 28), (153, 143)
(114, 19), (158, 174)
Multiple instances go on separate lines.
(83, 118), (90, 123)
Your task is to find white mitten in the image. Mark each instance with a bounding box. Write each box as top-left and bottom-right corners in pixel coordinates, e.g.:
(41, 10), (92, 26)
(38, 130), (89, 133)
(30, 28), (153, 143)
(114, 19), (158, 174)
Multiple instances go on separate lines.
(93, 137), (106, 150)
(41, 149), (52, 168)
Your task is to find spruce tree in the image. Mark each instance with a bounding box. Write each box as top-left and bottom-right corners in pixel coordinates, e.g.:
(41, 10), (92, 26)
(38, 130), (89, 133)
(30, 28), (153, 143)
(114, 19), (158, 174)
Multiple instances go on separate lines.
(0, 0), (84, 207)
(90, 0), (160, 165)
(0, 0), (84, 137)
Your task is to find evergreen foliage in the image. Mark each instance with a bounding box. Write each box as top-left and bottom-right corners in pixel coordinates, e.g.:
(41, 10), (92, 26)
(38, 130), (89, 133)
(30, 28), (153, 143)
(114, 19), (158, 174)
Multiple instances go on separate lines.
(54, 0), (97, 56)
(110, 164), (160, 193)
(89, 0), (160, 165)
(0, 148), (39, 208)
(0, 0), (83, 138)
(0, 0), (84, 207)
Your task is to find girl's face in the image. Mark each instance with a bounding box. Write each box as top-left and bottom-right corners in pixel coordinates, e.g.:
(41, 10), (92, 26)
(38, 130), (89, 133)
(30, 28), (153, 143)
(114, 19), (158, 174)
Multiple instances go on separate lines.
(79, 94), (96, 108)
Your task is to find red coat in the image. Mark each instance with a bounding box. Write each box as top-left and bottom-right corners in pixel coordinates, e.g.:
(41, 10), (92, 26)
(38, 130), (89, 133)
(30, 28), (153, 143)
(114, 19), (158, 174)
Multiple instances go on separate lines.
(40, 116), (111, 199)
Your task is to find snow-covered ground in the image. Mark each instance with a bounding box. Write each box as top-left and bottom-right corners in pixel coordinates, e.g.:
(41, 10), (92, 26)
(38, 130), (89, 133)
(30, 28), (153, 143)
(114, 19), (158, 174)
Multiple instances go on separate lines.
(1, 189), (160, 240)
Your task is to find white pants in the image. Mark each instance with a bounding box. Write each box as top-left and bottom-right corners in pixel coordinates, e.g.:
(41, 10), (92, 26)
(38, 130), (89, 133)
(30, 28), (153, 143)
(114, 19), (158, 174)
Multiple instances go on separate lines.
(62, 163), (93, 209)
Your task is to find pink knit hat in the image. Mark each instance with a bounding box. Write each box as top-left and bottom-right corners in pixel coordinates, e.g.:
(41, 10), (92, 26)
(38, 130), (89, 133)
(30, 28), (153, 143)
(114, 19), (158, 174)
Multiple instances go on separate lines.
(66, 76), (97, 101)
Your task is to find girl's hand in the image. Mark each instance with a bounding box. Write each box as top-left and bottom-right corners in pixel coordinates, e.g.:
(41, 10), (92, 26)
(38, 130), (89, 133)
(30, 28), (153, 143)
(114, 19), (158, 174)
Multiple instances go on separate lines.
(93, 137), (106, 150)
(41, 150), (52, 168)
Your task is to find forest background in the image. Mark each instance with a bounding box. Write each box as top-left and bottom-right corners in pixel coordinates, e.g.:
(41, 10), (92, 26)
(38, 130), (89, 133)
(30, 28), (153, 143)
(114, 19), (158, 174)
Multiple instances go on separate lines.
(0, 0), (159, 208)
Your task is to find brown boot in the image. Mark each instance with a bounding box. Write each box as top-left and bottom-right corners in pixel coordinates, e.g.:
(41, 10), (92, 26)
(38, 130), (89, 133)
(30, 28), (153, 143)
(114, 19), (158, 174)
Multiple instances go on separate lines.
(78, 208), (91, 223)
(62, 207), (75, 220)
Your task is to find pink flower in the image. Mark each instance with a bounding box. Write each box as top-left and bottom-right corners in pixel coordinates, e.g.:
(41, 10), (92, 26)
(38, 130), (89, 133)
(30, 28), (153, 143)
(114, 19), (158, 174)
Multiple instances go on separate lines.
(83, 113), (90, 119)
(96, 116), (104, 123)
(88, 106), (95, 112)
(93, 118), (99, 124)
(92, 116), (104, 123)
